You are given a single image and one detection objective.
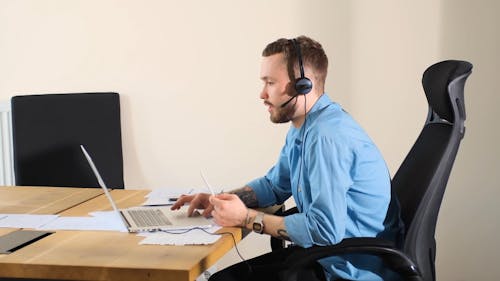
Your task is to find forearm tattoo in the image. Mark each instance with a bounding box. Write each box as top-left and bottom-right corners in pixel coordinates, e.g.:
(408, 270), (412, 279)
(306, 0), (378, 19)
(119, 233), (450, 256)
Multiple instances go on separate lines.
(277, 229), (291, 241)
(232, 186), (259, 208)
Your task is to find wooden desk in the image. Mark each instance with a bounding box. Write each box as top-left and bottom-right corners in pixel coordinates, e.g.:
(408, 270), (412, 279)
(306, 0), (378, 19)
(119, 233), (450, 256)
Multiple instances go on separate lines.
(0, 186), (103, 214)
(0, 186), (103, 238)
(0, 189), (242, 281)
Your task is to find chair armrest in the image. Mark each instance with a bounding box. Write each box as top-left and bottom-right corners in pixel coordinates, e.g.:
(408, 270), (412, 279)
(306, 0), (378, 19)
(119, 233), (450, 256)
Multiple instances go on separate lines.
(259, 204), (286, 215)
(275, 206), (299, 216)
(281, 238), (422, 281)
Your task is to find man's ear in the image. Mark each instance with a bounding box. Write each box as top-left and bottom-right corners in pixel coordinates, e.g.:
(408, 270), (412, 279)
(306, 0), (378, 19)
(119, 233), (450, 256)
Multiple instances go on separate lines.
(284, 81), (297, 97)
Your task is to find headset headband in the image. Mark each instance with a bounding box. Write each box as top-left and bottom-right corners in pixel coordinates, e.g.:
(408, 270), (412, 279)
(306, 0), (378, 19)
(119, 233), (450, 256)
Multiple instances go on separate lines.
(290, 38), (313, 95)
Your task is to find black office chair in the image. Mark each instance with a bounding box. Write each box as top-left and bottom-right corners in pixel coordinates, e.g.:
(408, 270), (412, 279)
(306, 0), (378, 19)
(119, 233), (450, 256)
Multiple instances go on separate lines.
(271, 60), (473, 281)
(11, 92), (124, 189)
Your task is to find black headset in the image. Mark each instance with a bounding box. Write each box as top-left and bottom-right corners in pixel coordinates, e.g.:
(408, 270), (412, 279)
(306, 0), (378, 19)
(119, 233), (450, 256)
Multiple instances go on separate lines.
(290, 38), (313, 95)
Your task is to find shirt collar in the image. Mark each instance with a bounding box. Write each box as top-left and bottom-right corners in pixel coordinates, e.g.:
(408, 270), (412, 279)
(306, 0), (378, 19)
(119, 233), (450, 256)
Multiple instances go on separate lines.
(307, 93), (334, 116)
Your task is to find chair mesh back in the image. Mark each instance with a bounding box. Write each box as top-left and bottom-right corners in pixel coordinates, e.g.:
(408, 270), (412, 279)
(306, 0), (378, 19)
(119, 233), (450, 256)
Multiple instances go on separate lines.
(390, 60), (472, 280)
(393, 124), (453, 233)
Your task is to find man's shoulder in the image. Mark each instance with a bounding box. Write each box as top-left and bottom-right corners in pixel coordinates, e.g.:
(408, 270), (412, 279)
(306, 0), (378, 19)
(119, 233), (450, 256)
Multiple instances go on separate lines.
(309, 108), (368, 142)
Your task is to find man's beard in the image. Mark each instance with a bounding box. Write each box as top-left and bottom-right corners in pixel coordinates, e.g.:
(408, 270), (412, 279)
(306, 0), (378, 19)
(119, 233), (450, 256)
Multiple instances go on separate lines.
(270, 98), (296, 123)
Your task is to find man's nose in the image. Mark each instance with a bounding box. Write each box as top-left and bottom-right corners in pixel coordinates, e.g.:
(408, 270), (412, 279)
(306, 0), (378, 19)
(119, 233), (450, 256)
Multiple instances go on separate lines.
(260, 87), (268, 100)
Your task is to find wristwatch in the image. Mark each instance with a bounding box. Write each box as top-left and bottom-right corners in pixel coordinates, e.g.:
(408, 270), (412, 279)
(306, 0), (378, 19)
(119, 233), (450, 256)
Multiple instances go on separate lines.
(252, 212), (265, 234)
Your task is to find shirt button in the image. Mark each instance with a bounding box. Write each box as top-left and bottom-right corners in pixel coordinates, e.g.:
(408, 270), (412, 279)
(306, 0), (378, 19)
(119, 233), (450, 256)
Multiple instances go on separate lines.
(298, 187), (302, 192)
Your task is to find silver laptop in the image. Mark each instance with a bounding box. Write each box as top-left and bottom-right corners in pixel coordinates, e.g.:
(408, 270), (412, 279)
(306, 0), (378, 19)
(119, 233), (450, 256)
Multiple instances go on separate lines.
(80, 145), (212, 233)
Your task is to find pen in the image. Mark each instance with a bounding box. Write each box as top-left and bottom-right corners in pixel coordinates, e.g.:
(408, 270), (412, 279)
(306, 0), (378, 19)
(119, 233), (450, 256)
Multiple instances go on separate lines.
(200, 171), (216, 196)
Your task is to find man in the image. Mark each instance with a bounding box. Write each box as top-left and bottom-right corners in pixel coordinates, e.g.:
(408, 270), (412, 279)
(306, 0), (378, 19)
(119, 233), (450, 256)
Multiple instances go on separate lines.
(171, 36), (402, 281)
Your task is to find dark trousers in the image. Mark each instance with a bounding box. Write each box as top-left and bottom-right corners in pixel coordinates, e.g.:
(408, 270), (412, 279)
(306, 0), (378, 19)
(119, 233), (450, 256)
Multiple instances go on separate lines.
(209, 246), (327, 281)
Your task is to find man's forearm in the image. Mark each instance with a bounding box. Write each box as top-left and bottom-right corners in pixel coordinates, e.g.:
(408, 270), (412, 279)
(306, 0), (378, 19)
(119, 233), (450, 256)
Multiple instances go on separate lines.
(229, 187), (291, 241)
(244, 209), (291, 241)
(230, 186), (259, 208)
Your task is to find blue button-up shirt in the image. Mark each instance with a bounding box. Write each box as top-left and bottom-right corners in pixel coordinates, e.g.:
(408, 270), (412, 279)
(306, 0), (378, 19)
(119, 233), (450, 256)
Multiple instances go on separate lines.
(248, 94), (402, 280)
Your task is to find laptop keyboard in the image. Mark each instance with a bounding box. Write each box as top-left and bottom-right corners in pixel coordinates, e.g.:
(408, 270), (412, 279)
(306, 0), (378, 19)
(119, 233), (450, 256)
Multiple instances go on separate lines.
(127, 209), (172, 227)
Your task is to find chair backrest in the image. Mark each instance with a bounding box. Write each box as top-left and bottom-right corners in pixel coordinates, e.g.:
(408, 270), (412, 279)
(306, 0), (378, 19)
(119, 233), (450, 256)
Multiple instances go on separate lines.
(391, 60), (472, 280)
(11, 92), (124, 189)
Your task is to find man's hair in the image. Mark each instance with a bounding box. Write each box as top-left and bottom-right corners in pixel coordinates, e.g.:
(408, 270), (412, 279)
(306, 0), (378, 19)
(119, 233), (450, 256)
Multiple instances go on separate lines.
(262, 35), (328, 91)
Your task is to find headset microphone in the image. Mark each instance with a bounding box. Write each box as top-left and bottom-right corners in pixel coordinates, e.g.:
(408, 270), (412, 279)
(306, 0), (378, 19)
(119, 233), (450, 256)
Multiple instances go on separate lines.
(280, 95), (296, 108)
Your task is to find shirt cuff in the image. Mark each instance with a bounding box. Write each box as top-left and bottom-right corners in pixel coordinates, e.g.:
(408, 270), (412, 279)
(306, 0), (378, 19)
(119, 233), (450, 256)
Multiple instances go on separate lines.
(284, 213), (314, 247)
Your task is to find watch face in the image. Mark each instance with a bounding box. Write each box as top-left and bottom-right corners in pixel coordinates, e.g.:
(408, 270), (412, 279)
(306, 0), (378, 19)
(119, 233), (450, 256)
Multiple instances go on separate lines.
(253, 223), (263, 232)
(253, 212), (264, 234)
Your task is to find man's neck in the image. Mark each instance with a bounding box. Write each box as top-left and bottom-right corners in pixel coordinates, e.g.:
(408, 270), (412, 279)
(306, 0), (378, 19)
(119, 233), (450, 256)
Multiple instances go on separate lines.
(290, 93), (322, 128)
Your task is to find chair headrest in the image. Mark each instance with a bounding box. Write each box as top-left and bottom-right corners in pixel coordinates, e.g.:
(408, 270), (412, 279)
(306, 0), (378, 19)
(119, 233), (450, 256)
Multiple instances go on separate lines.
(422, 60), (472, 121)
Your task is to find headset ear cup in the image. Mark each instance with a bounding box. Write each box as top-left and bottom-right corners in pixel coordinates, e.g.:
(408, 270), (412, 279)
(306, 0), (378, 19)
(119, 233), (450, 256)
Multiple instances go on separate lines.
(295, 77), (313, 95)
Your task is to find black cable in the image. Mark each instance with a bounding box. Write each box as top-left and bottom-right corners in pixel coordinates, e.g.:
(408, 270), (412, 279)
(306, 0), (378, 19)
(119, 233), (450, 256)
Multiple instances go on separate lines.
(295, 94), (308, 209)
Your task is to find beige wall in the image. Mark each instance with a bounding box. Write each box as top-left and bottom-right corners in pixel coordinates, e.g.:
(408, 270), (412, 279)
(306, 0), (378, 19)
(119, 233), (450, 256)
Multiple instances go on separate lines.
(1, 0), (498, 279)
(436, 1), (500, 280)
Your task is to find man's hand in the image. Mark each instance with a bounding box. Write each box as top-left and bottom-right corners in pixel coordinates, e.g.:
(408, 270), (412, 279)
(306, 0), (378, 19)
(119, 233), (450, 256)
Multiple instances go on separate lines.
(170, 193), (214, 217)
(209, 193), (248, 227)
(207, 193), (290, 241)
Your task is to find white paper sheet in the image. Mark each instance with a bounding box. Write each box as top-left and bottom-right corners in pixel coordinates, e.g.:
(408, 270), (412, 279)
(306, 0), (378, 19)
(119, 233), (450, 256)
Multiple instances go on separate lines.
(0, 214), (59, 228)
(142, 187), (195, 206)
(37, 211), (127, 232)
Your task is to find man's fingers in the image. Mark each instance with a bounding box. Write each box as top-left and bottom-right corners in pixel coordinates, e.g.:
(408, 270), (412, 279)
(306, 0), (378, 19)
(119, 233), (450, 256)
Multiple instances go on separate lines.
(170, 193), (215, 217)
(187, 202), (198, 217)
(202, 205), (214, 218)
(170, 195), (192, 210)
(211, 210), (222, 226)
